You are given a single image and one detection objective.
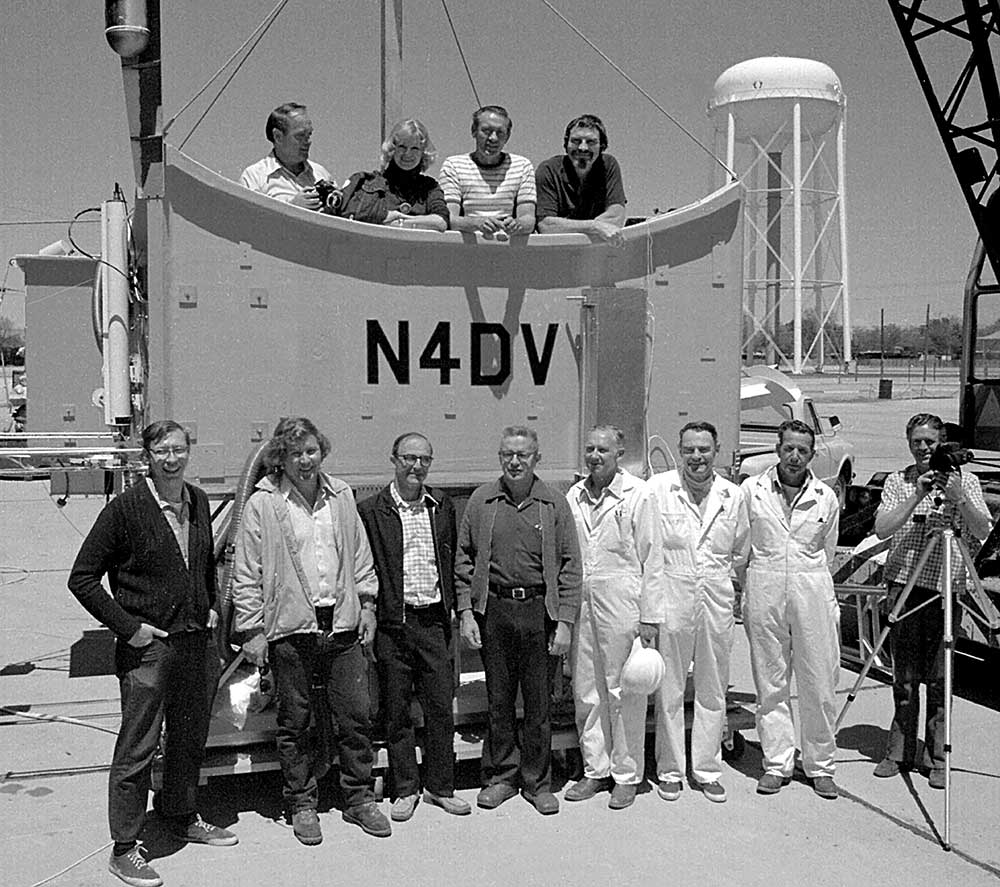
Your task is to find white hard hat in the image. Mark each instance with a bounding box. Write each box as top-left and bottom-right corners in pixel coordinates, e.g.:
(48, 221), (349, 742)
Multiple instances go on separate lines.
(620, 637), (664, 696)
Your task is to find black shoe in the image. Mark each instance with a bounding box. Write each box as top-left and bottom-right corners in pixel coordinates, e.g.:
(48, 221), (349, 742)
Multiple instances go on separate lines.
(171, 813), (238, 846)
(522, 789), (559, 815)
(873, 758), (901, 779)
(291, 809), (322, 845)
(564, 776), (610, 802)
(608, 783), (637, 810)
(476, 782), (518, 809)
(343, 802), (392, 837)
(756, 773), (790, 795)
(812, 776), (839, 800)
(108, 845), (163, 887)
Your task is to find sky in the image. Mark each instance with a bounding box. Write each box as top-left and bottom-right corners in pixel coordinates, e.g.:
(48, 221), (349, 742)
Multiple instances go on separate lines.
(0, 0), (988, 332)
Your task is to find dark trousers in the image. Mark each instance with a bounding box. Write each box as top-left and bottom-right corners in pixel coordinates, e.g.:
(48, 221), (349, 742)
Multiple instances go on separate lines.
(109, 631), (212, 844)
(271, 631), (375, 813)
(478, 595), (555, 795)
(376, 606), (456, 798)
(886, 583), (946, 769)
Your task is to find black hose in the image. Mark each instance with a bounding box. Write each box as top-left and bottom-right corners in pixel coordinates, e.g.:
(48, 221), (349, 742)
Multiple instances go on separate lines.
(215, 440), (269, 659)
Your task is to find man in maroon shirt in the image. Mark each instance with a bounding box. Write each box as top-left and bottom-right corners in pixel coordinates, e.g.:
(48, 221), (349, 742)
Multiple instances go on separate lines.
(535, 114), (627, 245)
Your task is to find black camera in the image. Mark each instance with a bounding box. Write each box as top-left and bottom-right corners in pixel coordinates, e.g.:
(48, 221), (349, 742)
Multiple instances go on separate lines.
(929, 441), (974, 474)
(314, 179), (342, 211)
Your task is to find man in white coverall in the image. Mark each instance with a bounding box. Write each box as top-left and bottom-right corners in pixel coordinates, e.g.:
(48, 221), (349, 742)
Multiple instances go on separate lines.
(739, 419), (841, 800)
(564, 426), (665, 809)
(648, 421), (746, 804)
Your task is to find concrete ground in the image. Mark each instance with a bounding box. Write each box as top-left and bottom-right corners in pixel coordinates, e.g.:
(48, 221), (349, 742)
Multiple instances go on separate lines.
(3, 381), (999, 887)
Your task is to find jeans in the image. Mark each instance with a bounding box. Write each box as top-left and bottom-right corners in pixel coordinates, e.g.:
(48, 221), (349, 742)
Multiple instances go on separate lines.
(271, 631), (375, 812)
(478, 595), (555, 795)
(109, 631), (213, 843)
(376, 606), (456, 798)
(885, 583), (945, 769)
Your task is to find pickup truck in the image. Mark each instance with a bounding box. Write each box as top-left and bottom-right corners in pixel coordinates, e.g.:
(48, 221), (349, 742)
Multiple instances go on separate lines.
(738, 365), (855, 506)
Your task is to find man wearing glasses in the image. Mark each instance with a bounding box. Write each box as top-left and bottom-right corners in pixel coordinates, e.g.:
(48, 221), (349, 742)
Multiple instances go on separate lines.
(69, 420), (237, 887)
(456, 426), (582, 815)
(357, 433), (471, 822)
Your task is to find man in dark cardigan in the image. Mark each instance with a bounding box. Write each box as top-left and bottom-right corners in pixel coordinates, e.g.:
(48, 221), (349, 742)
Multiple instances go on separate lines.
(357, 432), (470, 822)
(69, 420), (236, 887)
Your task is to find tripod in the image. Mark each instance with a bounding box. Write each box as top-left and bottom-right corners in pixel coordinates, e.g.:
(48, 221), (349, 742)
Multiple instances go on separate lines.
(835, 525), (1000, 851)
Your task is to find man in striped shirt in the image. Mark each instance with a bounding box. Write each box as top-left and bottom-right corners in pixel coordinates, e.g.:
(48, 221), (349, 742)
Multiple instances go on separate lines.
(438, 105), (536, 236)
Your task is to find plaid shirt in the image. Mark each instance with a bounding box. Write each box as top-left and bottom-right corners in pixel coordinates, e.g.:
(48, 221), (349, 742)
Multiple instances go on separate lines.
(879, 465), (987, 592)
(390, 482), (442, 606)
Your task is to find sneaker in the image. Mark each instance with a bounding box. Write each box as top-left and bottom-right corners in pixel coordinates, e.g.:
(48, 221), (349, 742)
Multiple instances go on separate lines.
(928, 768), (946, 790)
(291, 809), (323, 845)
(423, 790), (471, 815)
(699, 781), (727, 803)
(873, 758), (901, 779)
(109, 845), (163, 887)
(476, 782), (518, 809)
(756, 773), (790, 795)
(172, 814), (238, 846)
(521, 789), (559, 815)
(657, 779), (682, 801)
(812, 776), (839, 800)
(564, 776), (610, 802)
(390, 794), (419, 822)
(343, 802), (392, 837)
(608, 783), (637, 810)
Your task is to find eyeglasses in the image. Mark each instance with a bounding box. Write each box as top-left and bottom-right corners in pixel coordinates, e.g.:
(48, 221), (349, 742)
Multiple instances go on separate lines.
(149, 446), (189, 458)
(499, 450), (537, 462)
(396, 454), (433, 467)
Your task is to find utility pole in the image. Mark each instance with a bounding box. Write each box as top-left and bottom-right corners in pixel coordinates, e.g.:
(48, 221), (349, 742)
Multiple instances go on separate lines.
(381, 0), (403, 144)
(923, 303), (930, 383)
(880, 308), (885, 381)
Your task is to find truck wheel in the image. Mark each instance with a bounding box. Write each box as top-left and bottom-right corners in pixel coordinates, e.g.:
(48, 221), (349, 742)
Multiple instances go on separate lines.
(832, 466), (851, 512)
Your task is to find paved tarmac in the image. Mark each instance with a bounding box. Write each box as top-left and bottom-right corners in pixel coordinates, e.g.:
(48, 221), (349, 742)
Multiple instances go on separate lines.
(2, 382), (999, 887)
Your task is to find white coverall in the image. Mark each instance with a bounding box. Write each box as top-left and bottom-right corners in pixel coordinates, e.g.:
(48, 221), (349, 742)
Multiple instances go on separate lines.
(739, 467), (841, 778)
(648, 470), (746, 784)
(567, 469), (666, 785)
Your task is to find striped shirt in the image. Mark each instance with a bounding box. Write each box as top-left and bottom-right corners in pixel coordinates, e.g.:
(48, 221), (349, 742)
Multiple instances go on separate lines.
(390, 482), (442, 607)
(438, 152), (536, 218)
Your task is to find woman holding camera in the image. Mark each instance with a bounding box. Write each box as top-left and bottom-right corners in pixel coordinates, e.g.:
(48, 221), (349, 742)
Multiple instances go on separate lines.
(331, 118), (449, 231)
(871, 413), (991, 787)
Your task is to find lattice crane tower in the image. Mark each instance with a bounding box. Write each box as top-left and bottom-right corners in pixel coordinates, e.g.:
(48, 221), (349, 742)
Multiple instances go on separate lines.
(709, 57), (852, 374)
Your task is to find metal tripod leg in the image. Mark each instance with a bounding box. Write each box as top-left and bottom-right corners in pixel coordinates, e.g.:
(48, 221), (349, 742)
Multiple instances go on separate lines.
(942, 529), (954, 851)
(834, 533), (939, 732)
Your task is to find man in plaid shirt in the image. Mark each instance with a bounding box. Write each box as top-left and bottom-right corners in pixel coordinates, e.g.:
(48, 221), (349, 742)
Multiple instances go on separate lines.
(872, 413), (991, 788)
(358, 433), (471, 822)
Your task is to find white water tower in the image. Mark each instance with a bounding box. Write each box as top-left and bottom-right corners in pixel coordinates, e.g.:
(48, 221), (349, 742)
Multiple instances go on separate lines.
(709, 57), (851, 373)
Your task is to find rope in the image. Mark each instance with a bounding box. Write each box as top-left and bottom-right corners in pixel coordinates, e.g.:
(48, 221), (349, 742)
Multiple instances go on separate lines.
(537, 0), (739, 182)
(440, 0), (481, 106)
(0, 705), (119, 736)
(170, 0), (291, 148)
(28, 840), (115, 887)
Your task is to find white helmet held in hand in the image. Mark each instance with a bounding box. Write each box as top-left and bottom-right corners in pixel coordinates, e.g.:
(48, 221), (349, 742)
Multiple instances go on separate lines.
(620, 636), (664, 696)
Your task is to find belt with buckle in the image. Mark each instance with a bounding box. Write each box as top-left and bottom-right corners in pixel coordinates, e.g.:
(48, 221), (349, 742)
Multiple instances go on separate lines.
(404, 602), (442, 617)
(489, 583), (545, 600)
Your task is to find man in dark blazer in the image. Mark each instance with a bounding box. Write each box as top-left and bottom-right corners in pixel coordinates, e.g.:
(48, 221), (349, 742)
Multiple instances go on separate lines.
(69, 420), (236, 887)
(358, 432), (470, 822)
